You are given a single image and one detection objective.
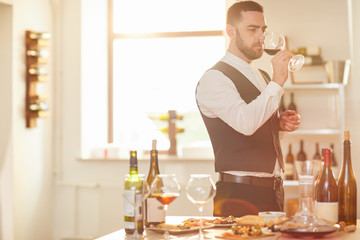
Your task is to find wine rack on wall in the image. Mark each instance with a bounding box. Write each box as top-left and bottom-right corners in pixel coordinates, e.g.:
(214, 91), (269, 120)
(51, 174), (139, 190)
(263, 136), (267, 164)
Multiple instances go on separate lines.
(25, 30), (51, 128)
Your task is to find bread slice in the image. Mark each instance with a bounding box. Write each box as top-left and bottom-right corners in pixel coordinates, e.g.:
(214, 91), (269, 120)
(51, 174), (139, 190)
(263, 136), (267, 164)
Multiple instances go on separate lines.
(236, 215), (265, 227)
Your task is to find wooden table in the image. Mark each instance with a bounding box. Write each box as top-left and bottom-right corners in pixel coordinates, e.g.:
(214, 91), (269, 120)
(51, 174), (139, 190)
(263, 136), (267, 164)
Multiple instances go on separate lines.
(96, 217), (360, 240)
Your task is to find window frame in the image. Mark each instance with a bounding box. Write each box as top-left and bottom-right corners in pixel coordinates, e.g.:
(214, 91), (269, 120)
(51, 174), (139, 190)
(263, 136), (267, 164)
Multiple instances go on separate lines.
(107, 0), (224, 143)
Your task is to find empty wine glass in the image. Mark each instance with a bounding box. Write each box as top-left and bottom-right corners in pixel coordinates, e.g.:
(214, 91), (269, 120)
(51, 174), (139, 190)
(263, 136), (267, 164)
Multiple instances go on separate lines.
(151, 174), (181, 239)
(262, 31), (305, 72)
(186, 174), (216, 240)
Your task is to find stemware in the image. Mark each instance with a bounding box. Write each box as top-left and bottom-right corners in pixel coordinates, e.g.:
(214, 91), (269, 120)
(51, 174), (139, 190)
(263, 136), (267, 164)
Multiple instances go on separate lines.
(262, 31), (305, 72)
(151, 174), (181, 239)
(186, 174), (216, 240)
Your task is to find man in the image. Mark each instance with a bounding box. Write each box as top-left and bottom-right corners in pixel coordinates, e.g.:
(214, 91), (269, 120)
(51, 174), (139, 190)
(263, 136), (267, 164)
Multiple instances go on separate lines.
(196, 1), (301, 217)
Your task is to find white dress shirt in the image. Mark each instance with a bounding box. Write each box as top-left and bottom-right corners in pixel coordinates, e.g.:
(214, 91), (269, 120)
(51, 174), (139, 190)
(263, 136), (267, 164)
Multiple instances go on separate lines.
(196, 51), (284, 177)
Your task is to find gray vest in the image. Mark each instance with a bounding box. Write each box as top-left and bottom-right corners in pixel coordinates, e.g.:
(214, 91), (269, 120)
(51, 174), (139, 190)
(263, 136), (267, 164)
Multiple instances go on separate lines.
(197, 61), (283, 173)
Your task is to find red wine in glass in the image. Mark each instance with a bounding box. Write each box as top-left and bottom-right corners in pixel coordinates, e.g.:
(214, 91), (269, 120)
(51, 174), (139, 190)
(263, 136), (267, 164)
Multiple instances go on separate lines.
(264, 48), (281, 56)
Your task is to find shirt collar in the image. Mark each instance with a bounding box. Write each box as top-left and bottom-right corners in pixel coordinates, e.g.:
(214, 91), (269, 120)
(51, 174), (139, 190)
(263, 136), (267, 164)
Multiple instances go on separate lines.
(223, 51), (251, 69)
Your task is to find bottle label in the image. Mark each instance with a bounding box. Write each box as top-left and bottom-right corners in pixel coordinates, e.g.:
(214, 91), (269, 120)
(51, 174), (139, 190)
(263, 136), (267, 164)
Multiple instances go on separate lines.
(124, 221), (135, 229)
(146, 197), (166, 222)
(135, 193), (143, 221)
(315, 201), (338, 223)
(124, 190), (135, 217)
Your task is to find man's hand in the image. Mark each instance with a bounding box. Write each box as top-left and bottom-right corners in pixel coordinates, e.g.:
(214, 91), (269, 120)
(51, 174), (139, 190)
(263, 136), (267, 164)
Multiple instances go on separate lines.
(279, 110), (300, 132)
(271, 50), (293, 87)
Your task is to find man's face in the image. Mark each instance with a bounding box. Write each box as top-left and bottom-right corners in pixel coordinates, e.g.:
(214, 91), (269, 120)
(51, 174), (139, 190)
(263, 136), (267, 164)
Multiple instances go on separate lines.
(229, 11), (267, 62)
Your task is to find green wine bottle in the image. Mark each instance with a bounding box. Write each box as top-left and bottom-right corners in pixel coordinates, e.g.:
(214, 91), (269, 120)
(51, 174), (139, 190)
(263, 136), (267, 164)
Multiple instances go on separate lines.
(124, 150), (144, 234)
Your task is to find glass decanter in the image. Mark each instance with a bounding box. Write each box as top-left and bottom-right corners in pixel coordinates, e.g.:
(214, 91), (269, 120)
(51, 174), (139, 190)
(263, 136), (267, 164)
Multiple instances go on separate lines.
(277, 160), (338, 237)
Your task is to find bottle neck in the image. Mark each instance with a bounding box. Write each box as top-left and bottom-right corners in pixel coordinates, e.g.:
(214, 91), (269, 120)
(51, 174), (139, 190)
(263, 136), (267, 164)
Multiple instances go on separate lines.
(150, 150), (160, 172)
(129, 166), (138, 175)
(343, 140), (352, 167)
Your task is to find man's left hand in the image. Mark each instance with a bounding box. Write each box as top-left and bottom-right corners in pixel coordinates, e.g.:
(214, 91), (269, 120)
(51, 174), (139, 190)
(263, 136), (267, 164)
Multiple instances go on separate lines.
(279, 110), (300, 132)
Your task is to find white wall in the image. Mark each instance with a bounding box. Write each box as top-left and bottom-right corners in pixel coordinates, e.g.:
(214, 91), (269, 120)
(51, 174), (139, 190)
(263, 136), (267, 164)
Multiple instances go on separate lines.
(0, 0), (54, 239)
(0, 2), (14, 240)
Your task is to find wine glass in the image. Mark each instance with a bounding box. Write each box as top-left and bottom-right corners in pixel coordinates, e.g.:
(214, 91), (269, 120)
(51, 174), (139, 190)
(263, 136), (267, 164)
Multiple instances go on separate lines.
(151, 174), (181, 239)
(123, 174), (150, 239)
(262, 31), (305, 72)
(186, 174), (216, 240)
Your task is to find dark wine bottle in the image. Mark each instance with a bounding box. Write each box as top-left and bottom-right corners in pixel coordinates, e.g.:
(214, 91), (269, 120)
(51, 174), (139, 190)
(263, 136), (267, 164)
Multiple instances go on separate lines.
(145, 140), (165, 227)
(315, 148), (338, 223)
(287, 92), (297, 112)
(313, 143), (323, 201)
(330, 143), (338, 167)
(297, 140), (307, 161)
(338, 131), (357, 225)
(285, 144), (295, 180)
(279, 96), (286, 116)
(124, 151), (144, 234)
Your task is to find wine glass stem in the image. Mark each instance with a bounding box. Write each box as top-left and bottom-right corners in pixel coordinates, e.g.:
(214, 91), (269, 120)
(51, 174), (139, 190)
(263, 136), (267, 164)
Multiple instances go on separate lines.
(163, 204), (169, 239)
(199, 206), (204, 239)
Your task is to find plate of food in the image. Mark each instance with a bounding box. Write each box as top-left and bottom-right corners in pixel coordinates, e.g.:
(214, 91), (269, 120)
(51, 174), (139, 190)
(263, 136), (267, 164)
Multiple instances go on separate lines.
(147, 222), (215, 235)
(215, 215), (276, 239)
(183, 216), (238, 228)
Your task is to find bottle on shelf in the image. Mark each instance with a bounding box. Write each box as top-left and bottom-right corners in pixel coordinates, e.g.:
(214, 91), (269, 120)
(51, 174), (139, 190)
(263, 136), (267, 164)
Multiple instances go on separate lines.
(313, 143), (323, 200)
(145, 140), (165, 227)
(315, 148), (338, 223)
(285, 143), (295, 180)
(330, 143), (338, 167)
(296, 140), (307, 161)
(338, 131), (357, 226)
(287, 92), (297, 112)
(279, 96), (286, 116)
(124, 150), (144, 235)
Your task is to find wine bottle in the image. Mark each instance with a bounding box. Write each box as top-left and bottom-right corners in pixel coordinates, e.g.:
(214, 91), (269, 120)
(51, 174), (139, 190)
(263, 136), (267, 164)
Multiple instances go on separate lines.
(285, 144), (295, 180)
(297, 140), (307, 161)
(338, 131), (357, 225)
(287, 92), (297, 112)
(313, 143), (323, 201)
(124, 150), (144, 234)
(145, 140), (165, 227)
(279, 96), (286, 116)
(315, 148), (338, 223)
(330, 143), (338, 167)
(313, 143), (322, 179)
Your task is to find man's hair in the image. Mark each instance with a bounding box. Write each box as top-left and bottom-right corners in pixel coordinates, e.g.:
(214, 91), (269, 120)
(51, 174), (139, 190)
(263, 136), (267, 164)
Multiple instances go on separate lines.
(226, 1), (264, 25)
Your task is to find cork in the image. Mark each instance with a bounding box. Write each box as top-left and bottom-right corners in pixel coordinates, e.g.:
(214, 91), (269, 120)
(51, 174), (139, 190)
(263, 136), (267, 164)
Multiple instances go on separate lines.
(344, 131), (350, 141)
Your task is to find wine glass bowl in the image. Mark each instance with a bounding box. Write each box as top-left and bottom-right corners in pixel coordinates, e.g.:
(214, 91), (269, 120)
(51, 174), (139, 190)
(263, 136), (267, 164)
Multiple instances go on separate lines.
(262, 32), (285, 55)
(186, 174), (216, 239)
(150, 174), (181, 239)
(262, 31), (305, 72)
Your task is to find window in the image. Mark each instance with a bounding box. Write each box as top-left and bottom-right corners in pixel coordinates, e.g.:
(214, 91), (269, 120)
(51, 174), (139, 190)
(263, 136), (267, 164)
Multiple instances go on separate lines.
(108, 0), (226, 157)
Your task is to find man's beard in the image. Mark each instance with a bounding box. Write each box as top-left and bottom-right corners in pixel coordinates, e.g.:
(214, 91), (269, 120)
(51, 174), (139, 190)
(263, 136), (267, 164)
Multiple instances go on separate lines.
(235, 29), (263, 60)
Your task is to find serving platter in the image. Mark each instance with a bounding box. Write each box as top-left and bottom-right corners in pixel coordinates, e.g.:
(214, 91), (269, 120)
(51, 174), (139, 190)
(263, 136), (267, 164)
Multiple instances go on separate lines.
(215, 232), (275, 239)
(147, 224), (215, 235)
(278, 225), (338, 237)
